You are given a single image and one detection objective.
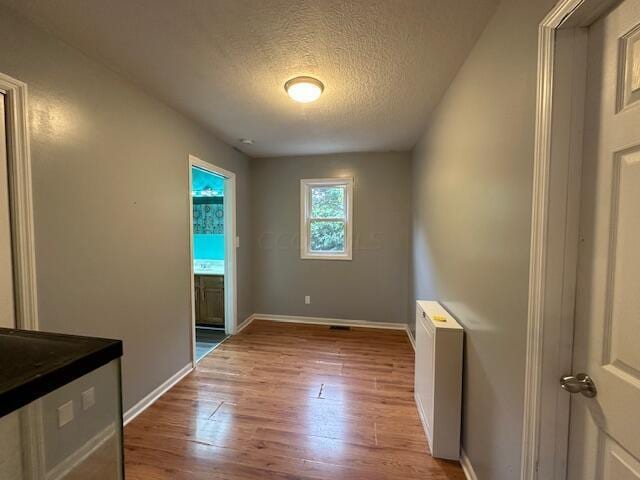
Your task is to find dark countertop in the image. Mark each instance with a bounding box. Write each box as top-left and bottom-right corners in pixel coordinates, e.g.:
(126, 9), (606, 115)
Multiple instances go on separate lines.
(0, 328), (122, 418)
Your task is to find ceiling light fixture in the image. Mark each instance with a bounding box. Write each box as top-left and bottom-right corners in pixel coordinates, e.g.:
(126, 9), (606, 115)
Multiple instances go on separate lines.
(284, 76), (324, 103)
(239, 138), (254, 145)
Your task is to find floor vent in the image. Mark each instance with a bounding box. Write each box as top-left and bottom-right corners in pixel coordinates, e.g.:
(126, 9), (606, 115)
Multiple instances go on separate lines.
(329, 325), (351, 331)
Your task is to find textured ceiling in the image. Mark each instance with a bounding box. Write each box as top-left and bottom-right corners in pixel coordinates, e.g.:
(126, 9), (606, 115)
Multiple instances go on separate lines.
(2, 0), (499, 157)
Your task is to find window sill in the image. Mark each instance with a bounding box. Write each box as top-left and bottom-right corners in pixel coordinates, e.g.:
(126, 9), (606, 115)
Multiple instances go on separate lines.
(300, 253), (352, 261)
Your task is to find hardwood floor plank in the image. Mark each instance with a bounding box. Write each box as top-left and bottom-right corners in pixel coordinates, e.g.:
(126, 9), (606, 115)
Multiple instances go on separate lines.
(124, 320), (463, 479)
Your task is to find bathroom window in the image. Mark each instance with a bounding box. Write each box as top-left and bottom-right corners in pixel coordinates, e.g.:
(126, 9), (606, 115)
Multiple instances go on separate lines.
(300, 178), (353, 260)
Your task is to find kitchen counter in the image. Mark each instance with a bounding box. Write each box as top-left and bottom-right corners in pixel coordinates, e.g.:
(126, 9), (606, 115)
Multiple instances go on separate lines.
(194, 259), (224, 275)
(0, 328), (122, 418)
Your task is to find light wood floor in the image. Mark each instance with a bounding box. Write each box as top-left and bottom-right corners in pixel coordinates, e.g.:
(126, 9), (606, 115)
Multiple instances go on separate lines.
(124, 320), (465, 479)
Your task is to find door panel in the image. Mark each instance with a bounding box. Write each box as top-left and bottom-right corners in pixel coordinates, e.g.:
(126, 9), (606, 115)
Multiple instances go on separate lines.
(568, 0), (640, 477)
(619, 23), (640, 110)
(603, 438), (640, 480)
(414, 310), (434, 437)
(607, 147), (640, 378)
(0, 93), (15, 329)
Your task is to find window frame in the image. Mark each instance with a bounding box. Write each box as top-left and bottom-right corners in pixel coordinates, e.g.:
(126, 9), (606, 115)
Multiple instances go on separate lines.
(300, 177), (353, 260)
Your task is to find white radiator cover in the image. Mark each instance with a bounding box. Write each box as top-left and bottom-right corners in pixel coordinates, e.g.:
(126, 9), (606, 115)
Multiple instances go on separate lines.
(414, 300), (463, 460)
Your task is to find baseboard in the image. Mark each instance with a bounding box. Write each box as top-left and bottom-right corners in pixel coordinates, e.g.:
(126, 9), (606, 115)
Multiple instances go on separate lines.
(237, 314), (414, 350)
(252, 313), (407, 331)
(235, 314), (256, 333)
(406, 325), (416, 351)
(46, 424), (115, 480)
(123, 363), (192, 426)
(460, 448), (478, 480)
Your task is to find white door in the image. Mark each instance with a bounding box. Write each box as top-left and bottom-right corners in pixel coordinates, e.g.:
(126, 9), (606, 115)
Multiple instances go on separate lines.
(0, 92), (15, 329)
(567, 0), (640, 478)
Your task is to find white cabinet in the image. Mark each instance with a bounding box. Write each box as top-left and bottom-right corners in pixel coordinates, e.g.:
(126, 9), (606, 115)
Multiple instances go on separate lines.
(414, 300), (463, 460)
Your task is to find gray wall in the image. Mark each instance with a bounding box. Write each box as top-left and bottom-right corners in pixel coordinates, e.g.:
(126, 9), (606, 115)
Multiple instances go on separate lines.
(0, 6), (252, 411)
(0, 414), (22, 478)
(42, 361), (120, 472)
(251, 152), (410, 324)
(410, 0), (556, 478)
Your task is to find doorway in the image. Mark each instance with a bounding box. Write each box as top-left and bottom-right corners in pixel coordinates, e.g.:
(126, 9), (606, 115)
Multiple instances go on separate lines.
(0, 92), (15, 328)
(188, 155), (237, 365)
(0, 72), (42, 477)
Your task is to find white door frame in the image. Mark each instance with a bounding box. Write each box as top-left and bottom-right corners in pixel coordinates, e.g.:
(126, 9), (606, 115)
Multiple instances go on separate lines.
(0, 72), (43, 479)
(188, 154), (237, 366)
(521, 1), (620, 479)
(0, 72), (38, 331)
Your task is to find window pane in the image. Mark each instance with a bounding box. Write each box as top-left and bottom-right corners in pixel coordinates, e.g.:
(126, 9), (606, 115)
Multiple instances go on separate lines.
(310, 221), (345, 252)
(311, 186), (345, 218)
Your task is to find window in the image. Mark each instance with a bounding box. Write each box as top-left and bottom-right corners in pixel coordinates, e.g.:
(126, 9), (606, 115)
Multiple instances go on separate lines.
(300, 178), (353, 260)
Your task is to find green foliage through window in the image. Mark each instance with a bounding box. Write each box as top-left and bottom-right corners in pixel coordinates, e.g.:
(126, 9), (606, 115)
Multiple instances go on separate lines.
(309, 186), (346, 252)
(310, 221), (345, 252)
(311, 186), (345, 218)
(302, 179), (352, 258)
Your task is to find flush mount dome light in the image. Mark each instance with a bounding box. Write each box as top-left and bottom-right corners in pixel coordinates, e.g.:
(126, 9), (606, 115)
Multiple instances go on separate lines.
(284, 76), (324, 103)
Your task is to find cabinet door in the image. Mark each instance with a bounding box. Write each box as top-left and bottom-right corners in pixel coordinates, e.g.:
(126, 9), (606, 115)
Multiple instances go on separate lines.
(194, 276), (201, 324)
(415, 308), (435, 437)
(200, 275), (224, 326)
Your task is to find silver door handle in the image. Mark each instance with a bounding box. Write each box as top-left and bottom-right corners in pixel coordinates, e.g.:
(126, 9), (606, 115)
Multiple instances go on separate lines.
(560, 373), (597, 398)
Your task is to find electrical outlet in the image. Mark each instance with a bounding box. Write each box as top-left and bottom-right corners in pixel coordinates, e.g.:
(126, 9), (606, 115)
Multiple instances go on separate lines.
(305, 295), (311, 305)
(82, 387), (96, 411)
(58, 400), (74, 428)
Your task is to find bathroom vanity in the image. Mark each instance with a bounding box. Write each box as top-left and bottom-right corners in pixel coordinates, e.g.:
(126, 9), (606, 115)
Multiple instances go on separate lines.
(0, 328), (123, 479)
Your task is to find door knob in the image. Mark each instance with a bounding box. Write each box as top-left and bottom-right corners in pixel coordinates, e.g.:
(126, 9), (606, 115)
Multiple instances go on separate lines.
(560, 373), (597, 398)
